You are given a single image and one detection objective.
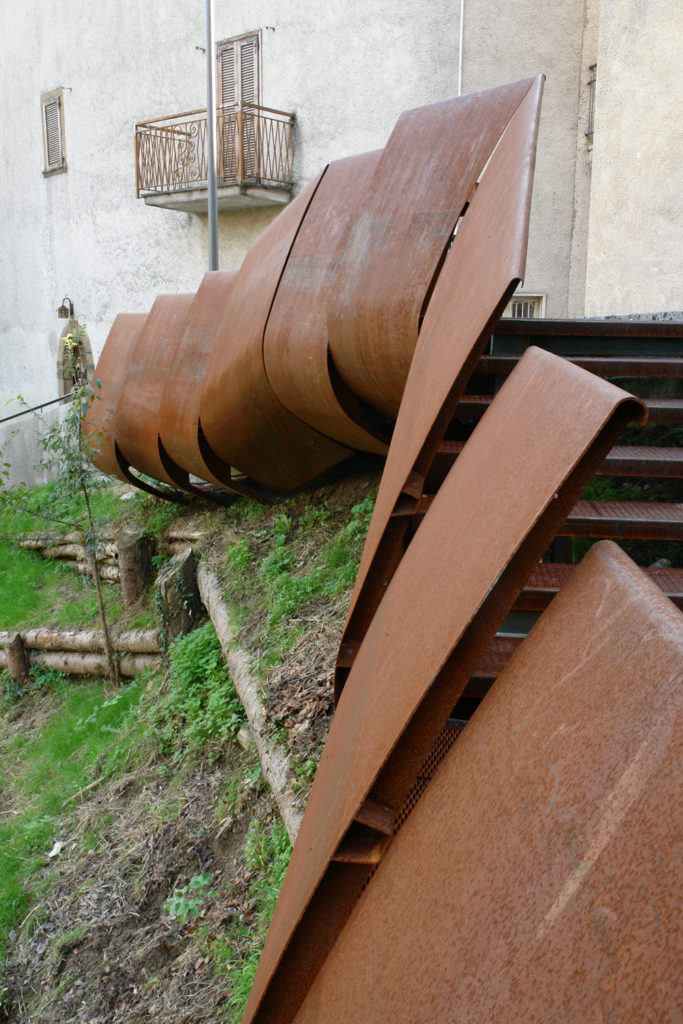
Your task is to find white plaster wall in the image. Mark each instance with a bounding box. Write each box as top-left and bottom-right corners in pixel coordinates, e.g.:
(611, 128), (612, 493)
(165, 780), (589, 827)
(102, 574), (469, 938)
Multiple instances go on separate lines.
(460, 0), (589, 317)
(585, 0), (683, 314)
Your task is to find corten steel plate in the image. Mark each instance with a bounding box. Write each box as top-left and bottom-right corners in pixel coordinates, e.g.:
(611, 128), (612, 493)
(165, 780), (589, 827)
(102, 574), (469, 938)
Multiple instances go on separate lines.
(291, 542), (683, 1024)
(156, 270), (251, 493)
(115, 293), (194, 490)
(200, 173), (352, 491)
(84, 313), (147, 481)
(264, 150), (389, 452)
(335, 76), (544, 697)
(241, 349), (645, 1024)
(327, 76), (542, 417)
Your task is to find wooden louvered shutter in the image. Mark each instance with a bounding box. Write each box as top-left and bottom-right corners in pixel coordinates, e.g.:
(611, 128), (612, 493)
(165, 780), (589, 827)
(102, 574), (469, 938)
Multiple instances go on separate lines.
(239, 36), (258, 105)
(41, 90), (66, 173)
(217, 41), (236, 107)
(216, 34), (259, 107)
(216, 33), (260, 183)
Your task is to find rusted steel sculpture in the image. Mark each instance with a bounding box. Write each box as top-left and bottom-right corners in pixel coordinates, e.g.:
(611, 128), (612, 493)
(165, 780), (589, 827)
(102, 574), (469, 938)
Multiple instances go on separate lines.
(156, 270), (264, 498)
(199, 173), (353, 491)
(326, 77), (541, 417)
(84, 312), (146, 482)
(263, 150), (388, 451)
(114, 293), (194, 492)
(335, 75), (544, 696)
(241, 350), (645, 1024)
(290, 542), (683, 1024)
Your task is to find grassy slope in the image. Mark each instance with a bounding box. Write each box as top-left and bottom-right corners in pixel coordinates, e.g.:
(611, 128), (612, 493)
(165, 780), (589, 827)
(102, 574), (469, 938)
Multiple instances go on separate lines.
(0, 476), (376, 1022)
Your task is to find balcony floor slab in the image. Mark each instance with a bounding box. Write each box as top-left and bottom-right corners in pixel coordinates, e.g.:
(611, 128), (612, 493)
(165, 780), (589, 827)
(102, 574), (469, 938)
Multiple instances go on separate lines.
(142, 184), (291, 213)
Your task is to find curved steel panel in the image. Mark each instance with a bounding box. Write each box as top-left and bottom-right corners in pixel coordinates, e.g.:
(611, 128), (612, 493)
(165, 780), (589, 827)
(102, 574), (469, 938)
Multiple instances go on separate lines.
(200, 174), (352, 491)
(336, 76), (545, 695)
(242, 349), (646, 1024)
(327, 77), (540, 417)
(84, 312), (148, 481)
(293, 541), (683, 1024)
(157, 270), (242, 490)
(115, 293), (194, 489)
(264, 150), (388, 452)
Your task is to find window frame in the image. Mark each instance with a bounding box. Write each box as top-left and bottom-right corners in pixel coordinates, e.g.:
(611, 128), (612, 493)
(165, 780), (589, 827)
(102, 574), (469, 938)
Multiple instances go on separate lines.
(41, 87), (67, 176)
(503, 294), (546, 319)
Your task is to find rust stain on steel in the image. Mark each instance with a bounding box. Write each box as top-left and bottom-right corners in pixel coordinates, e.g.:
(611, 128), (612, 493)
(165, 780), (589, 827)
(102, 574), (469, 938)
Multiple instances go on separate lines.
(292, 542), (683, 1024)
(199, 173), (352, 491)
(85, 313), (147, 481)
(156, 270), (252, 493)
(242, 349), (646, 1024)
(327, 77), (541, 418)
(263, 150), (389, 452)
(335, 75), (544, 699)
(114, 293), (194, 490)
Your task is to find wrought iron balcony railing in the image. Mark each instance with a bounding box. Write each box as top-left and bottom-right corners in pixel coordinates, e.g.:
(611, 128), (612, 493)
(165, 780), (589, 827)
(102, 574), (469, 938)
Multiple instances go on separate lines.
(135, 103), (295, 198)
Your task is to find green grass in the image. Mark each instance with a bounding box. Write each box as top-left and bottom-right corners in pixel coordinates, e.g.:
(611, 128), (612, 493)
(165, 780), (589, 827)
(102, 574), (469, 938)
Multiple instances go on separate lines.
(0, 541), (124, 631)
(223, 494), (375, 667)
(0, 480), (123, 540)
(0, 674), (148, 963)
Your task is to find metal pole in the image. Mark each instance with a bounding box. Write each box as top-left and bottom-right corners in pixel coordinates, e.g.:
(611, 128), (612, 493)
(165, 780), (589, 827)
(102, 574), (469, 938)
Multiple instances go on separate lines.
(205, 0), (219, 270)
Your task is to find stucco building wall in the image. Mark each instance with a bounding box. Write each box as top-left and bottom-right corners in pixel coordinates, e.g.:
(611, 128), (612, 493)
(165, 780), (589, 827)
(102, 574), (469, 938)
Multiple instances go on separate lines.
(585, 0), (683, 313)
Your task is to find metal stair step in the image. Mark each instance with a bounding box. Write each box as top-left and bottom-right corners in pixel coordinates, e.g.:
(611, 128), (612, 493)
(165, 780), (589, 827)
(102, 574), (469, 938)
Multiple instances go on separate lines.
(433, 441), (683, 479)
(478, 354), (683, 378)
(514, 562), (683, 611)
(560, 499), (683, 540)
(455, 394), (683, 425)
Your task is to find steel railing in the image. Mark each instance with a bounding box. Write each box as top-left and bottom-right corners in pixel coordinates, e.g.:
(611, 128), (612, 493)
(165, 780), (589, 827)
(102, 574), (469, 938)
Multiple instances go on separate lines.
(135, 103), (295, 196)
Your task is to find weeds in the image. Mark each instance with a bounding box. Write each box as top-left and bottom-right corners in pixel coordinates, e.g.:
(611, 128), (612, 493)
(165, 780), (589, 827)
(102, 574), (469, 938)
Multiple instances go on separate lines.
(223, 493), (375, 668)
(149, 622), (246, 758)
(164, 871), (214, 926)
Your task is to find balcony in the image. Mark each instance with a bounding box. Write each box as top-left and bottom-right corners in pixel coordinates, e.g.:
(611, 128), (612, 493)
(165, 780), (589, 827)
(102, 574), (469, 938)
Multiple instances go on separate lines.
(135, 103), (295, 213)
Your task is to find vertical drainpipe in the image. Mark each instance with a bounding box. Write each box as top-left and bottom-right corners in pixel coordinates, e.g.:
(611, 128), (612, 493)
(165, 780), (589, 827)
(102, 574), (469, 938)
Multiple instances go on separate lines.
(458, 0), (465, 97)
(206, 0), (219, 270)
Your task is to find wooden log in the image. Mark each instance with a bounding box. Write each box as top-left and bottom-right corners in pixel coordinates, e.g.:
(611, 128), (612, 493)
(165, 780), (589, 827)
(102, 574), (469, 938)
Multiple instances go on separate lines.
(162, 540), (194, 555)
(0, 628), (161, 654)
(25, 651), (160, 677)
(7, 634), (30, 687)
(162, 528), (206, 542)
(117, 526), (154, 605)
(42, 543), (85, 560)
(196, 562), (303, 841)
(156, 548), (201, 643)
(74, 561), (119, 582)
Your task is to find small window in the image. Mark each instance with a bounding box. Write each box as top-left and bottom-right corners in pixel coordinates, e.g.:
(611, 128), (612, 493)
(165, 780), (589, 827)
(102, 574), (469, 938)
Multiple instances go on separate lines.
(41, 88), (67, 175)
(503, 294), (546, 319)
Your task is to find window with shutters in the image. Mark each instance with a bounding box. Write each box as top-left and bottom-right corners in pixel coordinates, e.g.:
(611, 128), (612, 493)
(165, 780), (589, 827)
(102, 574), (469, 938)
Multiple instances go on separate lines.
(41, 87), (67, 176)
(216, 32), (260, 182)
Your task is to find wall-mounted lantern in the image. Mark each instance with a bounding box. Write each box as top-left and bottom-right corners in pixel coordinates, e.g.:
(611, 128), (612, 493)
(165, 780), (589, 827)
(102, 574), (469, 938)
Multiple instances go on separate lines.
(57, 296), (74, 319)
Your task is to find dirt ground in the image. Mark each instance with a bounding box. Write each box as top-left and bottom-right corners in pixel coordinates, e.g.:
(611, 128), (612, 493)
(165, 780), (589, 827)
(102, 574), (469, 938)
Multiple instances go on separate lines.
(1, 738), (274, 1023)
